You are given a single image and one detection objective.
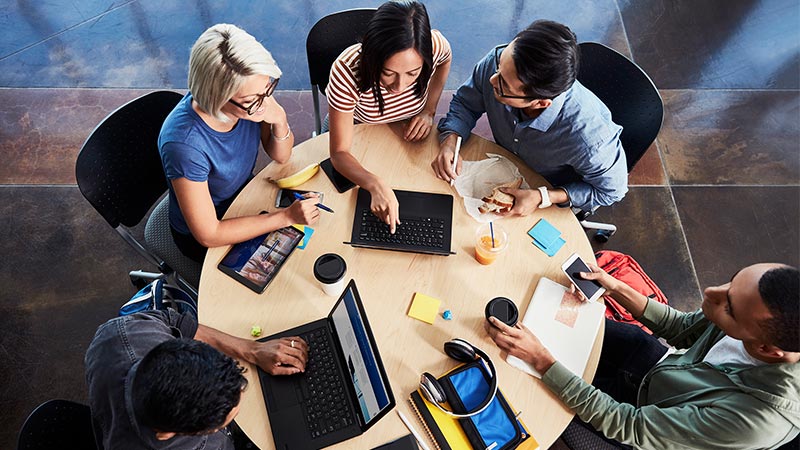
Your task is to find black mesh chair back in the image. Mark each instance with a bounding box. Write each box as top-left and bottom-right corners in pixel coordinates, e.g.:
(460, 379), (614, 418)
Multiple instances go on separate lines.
(306, 8), (376, 135)
(17, 399), (100, 450)
(76, 90), (181, 228)
(75, 91), (200, 289)
(577, 42), (663, 172)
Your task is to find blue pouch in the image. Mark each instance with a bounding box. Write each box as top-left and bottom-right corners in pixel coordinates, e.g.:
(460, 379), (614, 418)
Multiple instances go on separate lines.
(119, 279), (197, 318)
(440, 361), (527, 449)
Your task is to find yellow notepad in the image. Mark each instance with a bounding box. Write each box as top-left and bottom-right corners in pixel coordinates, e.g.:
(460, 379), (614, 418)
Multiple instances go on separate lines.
(408, 292), (441, 324)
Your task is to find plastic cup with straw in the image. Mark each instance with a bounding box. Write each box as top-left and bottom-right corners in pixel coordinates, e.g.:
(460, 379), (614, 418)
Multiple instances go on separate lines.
(475, 221), (507, 265)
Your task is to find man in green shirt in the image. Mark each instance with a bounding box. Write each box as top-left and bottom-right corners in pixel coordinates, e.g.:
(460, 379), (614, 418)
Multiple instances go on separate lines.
(486, 263), (799, 449)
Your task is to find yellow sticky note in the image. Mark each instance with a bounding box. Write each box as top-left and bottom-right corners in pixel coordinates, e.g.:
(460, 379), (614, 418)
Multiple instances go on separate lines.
(408, 292), (441, 324)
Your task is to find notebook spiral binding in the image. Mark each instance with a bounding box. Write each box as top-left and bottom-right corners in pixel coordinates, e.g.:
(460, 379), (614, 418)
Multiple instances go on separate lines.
(408, 398), (442, 450)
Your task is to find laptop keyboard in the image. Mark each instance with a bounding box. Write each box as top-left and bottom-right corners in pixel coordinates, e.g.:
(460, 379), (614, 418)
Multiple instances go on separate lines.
(359, 210), (445, 249)
(297, 328), (354, 439)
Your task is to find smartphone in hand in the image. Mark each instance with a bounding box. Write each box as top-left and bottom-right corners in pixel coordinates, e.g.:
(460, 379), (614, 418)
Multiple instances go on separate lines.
(561, 253), (606, 302)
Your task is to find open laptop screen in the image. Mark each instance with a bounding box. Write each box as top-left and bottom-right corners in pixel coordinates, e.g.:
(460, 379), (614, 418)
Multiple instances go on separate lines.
(329, 284), (391, 425)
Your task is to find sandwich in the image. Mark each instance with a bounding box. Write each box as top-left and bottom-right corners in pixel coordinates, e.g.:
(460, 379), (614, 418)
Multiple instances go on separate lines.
(478, 178), (523, 214)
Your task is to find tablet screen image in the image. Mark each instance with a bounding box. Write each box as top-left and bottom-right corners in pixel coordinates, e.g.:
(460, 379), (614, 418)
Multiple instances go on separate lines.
(217, 226), (304, 293)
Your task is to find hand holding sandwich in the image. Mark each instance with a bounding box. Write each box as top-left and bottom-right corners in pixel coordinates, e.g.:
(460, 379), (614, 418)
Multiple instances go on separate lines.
(496, 186), (570, 216)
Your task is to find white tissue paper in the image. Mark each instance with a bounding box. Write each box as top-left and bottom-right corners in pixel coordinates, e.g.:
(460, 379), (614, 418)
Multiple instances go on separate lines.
(453, 153), (530, 223)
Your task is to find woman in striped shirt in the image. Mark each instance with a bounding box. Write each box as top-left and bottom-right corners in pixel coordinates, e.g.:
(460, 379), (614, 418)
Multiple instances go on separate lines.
(326, 1), (451, 232)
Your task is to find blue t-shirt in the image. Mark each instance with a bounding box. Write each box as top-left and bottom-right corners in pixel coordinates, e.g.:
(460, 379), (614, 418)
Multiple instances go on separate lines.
(158, 93), (261, 235)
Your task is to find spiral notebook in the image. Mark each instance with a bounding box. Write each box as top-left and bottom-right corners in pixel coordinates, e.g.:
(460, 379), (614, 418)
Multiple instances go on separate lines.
(408, 390), (539, 450)
(408, 390), (470, 450)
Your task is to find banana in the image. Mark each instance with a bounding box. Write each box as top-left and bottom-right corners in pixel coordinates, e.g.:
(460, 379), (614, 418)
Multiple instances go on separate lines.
(270, 163), (320, 188)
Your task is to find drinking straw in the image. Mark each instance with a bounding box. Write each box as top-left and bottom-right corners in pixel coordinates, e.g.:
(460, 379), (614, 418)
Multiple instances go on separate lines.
(490, 222), (496, 248)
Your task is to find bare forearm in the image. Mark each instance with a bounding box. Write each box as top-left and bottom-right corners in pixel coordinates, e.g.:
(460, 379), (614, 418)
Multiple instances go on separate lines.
(424, 60), (450, 115)
(605, 282), (649, 318)
(330, 150), (381, 191)
(547, 188), (568, 206)
(195, 324), (256, 365)
(532, 352), (557, 374)
(261, 120), (294, 163)
(193, 211), (293, 248)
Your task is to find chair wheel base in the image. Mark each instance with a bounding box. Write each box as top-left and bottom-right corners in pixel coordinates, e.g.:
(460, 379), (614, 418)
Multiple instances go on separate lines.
(594, 230), (615, 243)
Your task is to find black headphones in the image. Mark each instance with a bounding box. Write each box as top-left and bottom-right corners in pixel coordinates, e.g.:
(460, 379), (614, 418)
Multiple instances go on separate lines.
(418, 338), (498, 418)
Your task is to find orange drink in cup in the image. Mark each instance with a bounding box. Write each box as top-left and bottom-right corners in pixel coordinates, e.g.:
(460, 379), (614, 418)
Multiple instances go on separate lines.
(474, 223), (508, 265)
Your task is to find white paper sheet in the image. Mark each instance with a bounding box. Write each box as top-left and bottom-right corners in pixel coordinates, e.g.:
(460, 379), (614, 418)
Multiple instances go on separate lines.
(507, 277), (605, 378)
(454, 153), (530, 223)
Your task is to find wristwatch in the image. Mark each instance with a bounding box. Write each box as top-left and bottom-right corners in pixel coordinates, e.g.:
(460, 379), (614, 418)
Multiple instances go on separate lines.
(537, 186), (552, 209)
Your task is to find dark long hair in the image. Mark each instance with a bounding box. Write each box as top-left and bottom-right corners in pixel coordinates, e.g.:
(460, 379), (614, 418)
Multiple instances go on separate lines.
(358, 1), (433, 115)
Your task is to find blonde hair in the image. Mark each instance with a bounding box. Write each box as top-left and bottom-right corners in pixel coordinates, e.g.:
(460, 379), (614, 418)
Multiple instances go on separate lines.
(188, 24), (281, 122)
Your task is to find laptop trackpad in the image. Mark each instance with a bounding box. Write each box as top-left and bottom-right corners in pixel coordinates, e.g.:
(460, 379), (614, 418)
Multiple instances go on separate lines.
(271, 404), (304, 448)
(268, 376), (301, 409)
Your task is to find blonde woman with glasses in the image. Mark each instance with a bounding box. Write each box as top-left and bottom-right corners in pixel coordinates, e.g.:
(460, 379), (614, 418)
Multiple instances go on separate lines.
(159, 24), (319, 263)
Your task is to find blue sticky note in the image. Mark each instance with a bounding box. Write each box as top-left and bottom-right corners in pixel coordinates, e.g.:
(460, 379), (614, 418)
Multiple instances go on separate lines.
(528, 219), (562, 248)
(293, 225), (314, 249)
(533, 236), (566, 257)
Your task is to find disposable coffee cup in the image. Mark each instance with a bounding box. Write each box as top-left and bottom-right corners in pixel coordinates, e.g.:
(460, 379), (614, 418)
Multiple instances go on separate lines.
(313, 253), (347, 297)
(485, 297), (518, 327)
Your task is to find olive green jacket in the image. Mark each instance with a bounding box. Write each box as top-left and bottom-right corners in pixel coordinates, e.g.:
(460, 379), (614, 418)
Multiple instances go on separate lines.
(542, 299), (800, 449)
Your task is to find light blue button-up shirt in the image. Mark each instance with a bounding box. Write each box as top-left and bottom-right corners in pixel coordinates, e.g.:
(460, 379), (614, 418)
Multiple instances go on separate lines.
(438, 50), (628, 212)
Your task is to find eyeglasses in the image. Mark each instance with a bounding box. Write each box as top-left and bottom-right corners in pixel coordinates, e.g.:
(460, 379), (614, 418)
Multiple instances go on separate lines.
(229, 77), (280, 115)
(493, 45), (537, 100)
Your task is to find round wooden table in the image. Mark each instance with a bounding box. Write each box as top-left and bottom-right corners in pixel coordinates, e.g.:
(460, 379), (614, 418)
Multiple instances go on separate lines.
(200, 123), (602, 449)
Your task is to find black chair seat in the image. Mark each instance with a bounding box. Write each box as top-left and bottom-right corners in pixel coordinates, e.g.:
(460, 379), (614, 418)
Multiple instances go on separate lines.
(17, 399), (100, 450)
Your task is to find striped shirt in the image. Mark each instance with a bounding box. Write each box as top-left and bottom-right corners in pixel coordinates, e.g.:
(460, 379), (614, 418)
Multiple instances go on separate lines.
(326, 29), (451, 124)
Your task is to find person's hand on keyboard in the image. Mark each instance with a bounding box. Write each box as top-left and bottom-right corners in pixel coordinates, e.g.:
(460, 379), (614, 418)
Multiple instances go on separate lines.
(252, 336), (309, 376)
(368, 180), (401, 233)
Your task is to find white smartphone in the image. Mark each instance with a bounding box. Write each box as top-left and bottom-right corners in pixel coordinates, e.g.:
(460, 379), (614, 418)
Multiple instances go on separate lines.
(274, 189), (323, 208)
(561, 253), (606, 302)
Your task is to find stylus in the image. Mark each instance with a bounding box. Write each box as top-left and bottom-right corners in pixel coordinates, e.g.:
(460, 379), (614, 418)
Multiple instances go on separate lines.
(397, 410), (431, 450)
(450, 135), (462, 186)
(293, 192), (335, 213)
(261, 239), (279, 262)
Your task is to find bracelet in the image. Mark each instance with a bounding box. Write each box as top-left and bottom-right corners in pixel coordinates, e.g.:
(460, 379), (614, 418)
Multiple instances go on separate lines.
(271, 123), (292, 141)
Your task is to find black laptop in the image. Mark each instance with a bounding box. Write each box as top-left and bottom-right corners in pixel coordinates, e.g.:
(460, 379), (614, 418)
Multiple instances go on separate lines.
(350, 188), (454, 256)
(257, 279), (395, 450)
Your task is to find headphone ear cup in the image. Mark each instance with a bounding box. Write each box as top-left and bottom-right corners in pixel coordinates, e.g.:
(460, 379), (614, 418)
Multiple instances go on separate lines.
(419, 372), (447, 404)
(444, 339), (476, 362)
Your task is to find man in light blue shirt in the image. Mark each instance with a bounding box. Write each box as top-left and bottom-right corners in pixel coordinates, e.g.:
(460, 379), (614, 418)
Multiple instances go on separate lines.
(433, 20), (627, 214)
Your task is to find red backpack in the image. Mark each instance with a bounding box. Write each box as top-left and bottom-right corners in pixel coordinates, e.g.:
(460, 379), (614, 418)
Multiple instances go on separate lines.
(595, 250), (668, 334)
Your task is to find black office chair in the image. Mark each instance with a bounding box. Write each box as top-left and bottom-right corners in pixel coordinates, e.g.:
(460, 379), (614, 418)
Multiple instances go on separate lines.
(576, 42), (664, 242)
(17, 399), (100, 450)
(306, 8), (376, 136)
(75, 90), (201, 294)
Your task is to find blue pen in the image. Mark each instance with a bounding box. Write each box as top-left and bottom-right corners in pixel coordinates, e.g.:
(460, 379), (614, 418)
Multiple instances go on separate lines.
(293, 192), (334, 213)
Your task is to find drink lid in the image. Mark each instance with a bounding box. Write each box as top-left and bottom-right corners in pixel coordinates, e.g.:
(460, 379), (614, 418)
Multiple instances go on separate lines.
(485, 297), (518, 326)
(313, 253), (346, 284)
